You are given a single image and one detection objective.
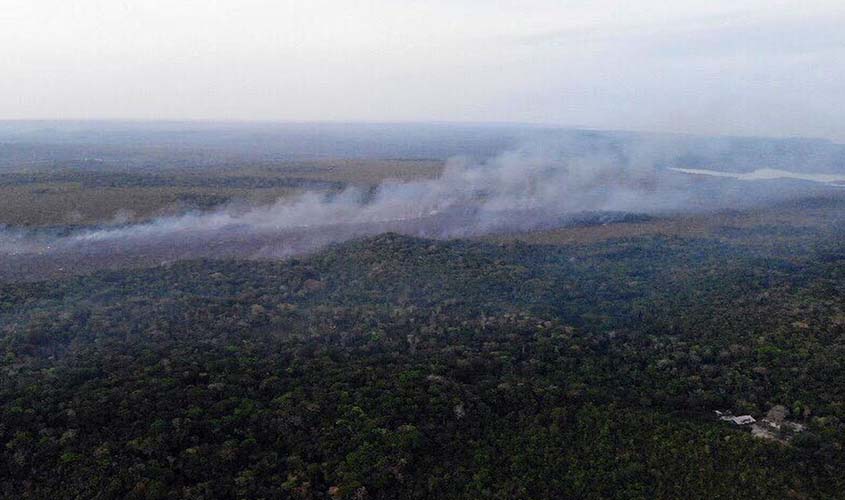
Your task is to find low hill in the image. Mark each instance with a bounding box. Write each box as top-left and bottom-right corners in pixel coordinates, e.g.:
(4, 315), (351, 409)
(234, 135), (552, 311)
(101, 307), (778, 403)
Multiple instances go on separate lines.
(2, 219), (844, 498)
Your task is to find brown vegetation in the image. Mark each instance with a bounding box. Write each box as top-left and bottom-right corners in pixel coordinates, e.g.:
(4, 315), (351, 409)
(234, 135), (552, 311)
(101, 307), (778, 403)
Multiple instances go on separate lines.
(482, 196), (845, 246)
(0, 159), (443, 226)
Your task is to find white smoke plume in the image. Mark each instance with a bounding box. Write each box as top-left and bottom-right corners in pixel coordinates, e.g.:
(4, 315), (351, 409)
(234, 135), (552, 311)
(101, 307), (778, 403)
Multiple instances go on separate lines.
(0, 141), (837, 279)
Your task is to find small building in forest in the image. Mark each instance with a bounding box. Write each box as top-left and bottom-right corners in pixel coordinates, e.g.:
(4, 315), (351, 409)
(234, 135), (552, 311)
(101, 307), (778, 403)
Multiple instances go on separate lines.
(715, 410), (756, 425)
(724, 415), (756, 425)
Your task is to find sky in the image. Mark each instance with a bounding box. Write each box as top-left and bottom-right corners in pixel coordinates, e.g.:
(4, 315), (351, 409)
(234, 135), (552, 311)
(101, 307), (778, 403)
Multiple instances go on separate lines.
(2, 0), (844, 141)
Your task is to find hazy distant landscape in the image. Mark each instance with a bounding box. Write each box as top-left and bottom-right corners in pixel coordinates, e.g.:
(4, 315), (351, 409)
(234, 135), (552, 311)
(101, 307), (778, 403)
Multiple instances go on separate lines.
(0, 122), (841, 280)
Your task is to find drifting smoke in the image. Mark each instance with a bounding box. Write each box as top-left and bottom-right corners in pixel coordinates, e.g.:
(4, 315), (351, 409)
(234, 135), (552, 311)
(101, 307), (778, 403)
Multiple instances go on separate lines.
(0, 139), (839, 279)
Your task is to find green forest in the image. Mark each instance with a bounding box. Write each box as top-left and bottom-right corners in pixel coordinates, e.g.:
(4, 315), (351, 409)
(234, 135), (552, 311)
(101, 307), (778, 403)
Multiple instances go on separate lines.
(2, 217), (844, 498)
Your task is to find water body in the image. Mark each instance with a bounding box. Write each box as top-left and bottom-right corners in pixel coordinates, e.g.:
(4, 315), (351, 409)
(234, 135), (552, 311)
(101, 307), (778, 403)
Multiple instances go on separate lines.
(670, 167), (845, 186)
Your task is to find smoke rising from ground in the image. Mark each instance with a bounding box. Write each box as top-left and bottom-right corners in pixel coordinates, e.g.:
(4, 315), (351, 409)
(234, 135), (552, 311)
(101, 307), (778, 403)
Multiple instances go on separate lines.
(0, 145), (680, 250)
(0, 139), (839, 279)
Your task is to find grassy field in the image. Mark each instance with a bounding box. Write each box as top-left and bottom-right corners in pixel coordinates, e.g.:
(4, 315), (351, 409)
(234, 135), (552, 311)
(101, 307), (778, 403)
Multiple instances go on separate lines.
(0, 159), (443, 226)
(483, 196), (845, 246)
(231, 159), (444, 185)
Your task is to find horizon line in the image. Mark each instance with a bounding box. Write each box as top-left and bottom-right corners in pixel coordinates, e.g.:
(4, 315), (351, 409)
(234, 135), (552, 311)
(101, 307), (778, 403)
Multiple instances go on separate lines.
(0, 119), (838, 145)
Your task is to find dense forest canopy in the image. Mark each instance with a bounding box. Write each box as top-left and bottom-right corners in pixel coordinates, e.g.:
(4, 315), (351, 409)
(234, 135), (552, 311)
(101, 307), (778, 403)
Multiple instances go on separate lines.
(2, 198), (844, 498)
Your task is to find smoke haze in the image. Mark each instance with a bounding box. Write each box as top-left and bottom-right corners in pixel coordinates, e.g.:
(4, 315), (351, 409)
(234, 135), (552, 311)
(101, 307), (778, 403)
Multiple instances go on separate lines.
(1, 134), (840, 280)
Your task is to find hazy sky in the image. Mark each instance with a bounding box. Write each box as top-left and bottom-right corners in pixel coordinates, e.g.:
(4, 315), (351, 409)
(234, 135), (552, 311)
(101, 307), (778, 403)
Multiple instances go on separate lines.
(2, 1), (843, 141)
